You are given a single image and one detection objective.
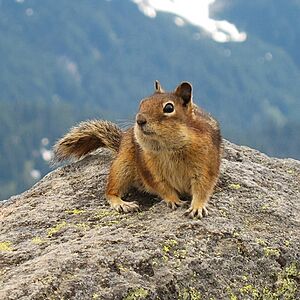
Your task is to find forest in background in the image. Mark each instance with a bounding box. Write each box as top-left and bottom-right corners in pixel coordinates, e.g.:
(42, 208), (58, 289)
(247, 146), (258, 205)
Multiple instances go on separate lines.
(1, 0), (300, 199)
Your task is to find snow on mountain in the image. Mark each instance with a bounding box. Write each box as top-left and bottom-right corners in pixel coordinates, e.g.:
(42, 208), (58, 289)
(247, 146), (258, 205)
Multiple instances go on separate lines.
(132, 0), (247, 43)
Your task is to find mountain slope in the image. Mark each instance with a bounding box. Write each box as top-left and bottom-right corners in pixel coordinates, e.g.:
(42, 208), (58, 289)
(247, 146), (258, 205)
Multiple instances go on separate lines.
(1, 141), (300, 299)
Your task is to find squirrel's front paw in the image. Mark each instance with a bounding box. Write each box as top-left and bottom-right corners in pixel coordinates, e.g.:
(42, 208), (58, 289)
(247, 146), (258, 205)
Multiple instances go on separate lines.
(184, 206), (208, 219)
(111, 200), (140, 213)
(164, 199), (186, 210)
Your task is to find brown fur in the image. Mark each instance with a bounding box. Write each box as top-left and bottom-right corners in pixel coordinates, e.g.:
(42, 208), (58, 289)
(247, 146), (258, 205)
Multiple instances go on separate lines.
(53, 120), (122, 163)
(54, 81), (222, 218)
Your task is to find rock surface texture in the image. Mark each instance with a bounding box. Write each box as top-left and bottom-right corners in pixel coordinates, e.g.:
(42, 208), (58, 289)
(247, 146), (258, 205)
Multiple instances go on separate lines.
(0, 140), (299, 300)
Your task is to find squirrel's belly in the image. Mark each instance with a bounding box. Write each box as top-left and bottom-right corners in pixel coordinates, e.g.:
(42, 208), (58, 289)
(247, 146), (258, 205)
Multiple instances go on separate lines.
(140, 151), (193, 195)
(164, 170), (191, 194)
(160, 158), (192, 195)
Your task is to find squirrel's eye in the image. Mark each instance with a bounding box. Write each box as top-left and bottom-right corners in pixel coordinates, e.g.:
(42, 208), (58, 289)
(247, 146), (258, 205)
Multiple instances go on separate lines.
(163, 103), (174, 113)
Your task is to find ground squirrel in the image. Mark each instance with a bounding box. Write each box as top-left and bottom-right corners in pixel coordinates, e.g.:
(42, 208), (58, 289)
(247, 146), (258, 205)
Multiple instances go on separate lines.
(54, 81), (221, 218)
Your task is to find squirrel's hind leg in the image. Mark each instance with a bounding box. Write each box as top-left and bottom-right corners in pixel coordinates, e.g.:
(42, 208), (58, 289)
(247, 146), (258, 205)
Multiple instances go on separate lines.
(105, 157), (139, 213)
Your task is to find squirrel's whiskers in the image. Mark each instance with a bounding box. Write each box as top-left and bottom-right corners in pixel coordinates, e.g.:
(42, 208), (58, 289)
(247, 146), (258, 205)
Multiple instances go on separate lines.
(116, 118), (135, 131)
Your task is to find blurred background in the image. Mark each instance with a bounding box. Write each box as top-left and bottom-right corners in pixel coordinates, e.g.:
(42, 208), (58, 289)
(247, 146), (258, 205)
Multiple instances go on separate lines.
(1, 0), (300, 200)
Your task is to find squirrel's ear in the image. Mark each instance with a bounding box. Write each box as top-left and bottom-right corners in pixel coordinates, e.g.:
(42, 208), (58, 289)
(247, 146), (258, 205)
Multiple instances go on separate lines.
(154, 80), (164, 93)
(175, 82), (192, 106)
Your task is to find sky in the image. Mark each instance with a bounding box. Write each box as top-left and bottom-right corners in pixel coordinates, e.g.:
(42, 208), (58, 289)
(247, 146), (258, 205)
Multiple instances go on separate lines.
(132, 0), (247, 43)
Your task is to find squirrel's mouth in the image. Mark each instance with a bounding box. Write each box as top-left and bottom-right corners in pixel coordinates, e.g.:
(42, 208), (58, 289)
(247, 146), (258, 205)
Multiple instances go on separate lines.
(141, 128), (155, 136)
(138, 126), (155, 136)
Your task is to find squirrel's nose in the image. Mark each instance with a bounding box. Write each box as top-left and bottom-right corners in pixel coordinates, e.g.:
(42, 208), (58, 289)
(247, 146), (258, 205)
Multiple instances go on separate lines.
(136, 114), (147, 127)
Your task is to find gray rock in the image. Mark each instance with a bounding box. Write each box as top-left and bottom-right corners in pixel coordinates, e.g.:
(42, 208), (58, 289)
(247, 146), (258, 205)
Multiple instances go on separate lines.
(0, 140), (299, 300)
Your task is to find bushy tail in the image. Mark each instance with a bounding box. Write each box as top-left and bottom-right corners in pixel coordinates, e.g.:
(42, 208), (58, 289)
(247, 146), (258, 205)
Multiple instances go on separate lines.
(53, 120), (122, 163)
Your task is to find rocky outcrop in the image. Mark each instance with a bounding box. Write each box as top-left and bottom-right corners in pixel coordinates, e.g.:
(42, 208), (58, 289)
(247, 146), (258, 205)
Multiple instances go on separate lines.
(0, 140), (299, 300)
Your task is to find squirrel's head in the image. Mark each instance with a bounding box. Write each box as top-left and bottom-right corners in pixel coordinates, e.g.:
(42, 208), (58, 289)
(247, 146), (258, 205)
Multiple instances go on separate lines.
(134, 81), (195, 151)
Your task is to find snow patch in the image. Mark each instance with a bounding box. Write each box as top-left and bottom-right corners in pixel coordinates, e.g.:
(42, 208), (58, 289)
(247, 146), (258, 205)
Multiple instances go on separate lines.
(132, 0), (247, 43)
